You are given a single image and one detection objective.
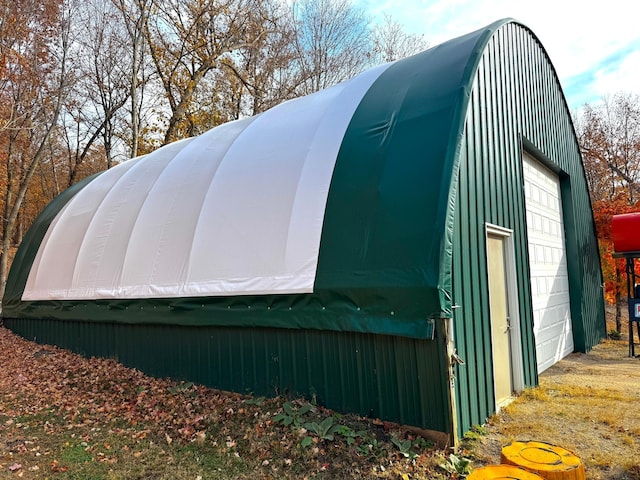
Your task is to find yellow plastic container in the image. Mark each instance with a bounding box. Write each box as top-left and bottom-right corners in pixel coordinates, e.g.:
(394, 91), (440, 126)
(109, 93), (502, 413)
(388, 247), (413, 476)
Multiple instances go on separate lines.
(468, 464), (545, 479)
(501, 441), (586, 480)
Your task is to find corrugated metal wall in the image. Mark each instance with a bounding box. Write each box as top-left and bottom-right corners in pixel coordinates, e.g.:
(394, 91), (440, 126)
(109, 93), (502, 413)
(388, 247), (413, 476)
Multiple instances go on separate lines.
(452, 23), (605, 435)
(5, 317), (451, 433)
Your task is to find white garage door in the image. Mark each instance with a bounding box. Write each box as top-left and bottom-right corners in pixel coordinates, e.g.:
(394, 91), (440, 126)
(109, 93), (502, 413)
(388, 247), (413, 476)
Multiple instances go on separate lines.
(523, 152), (573, 373)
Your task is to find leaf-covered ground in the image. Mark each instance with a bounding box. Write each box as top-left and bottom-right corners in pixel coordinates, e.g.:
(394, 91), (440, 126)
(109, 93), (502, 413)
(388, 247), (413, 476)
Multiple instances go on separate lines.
(2, 319), (637, 479)
(0, 327), (453, 479)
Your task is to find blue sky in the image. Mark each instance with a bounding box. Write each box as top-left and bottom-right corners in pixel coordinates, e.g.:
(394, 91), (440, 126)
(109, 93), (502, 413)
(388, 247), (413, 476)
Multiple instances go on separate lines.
(356, 0), (640, 111)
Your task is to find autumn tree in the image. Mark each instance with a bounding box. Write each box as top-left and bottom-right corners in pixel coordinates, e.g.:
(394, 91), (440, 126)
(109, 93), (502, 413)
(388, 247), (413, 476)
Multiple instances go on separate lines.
(143, 0), (275, 144)
(578, 92), (640, 331)
(218, 0), (301, 119)
(579, 93), (640, 202)
(0, 0), (75, 299)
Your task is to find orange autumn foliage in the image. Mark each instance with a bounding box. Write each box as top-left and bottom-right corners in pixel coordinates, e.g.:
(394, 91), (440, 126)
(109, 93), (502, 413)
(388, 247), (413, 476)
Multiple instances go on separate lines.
(591, 196), (640, 304)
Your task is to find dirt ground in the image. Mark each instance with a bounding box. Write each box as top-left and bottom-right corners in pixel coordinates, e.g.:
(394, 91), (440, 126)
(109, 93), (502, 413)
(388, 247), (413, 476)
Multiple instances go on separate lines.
(469, 305), (640, 479)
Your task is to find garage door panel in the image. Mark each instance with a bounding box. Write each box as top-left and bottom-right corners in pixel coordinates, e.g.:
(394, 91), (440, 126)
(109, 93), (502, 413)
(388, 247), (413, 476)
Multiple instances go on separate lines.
(523, 152), (573, 373)
(537, 336), (571, 372)
(535, 308), (571, 340)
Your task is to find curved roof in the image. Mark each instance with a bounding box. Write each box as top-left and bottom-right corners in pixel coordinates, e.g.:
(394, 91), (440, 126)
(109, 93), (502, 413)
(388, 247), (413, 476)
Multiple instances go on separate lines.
(4, 18), (578, 339)
(22, 63), (393, 300)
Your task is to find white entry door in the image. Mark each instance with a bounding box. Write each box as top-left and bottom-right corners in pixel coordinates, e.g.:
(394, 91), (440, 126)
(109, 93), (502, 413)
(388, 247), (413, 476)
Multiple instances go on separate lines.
(487, 233), (513, 406)
(523, 152), (573, 373)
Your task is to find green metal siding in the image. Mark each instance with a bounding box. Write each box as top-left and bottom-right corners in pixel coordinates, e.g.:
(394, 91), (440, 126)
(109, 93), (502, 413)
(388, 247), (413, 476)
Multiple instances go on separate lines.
(451, 23), (605, 436)
(4, 317), (450, 433)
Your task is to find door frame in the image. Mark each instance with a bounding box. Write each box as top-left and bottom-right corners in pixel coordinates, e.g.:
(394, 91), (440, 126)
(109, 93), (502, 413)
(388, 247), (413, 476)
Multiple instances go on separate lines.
(485, 223), (525, 404)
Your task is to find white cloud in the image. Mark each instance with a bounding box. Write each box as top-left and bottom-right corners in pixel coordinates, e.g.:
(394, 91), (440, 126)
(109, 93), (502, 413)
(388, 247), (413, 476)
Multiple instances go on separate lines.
(592, 49), (640, 98)
(356, 0), (640, 109)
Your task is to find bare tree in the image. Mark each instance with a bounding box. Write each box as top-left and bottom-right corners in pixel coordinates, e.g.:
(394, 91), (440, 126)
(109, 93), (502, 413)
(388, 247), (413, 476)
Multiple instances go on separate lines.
(112, 0), (152, 158)
(82, 0), (131, 170)
(56, 0), (132, 188)
(578, 93), (640, 203)
(218, 0), (302, 119)
(290, 0), (372, 94)
(371, 13), (428, 63)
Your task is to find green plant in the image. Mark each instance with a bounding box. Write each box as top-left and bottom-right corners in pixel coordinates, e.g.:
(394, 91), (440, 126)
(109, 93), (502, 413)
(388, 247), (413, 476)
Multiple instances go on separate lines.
(391, 435), (418, 459)
(335, 425), (367, 445)
(412, 436), (435, 450)
(273, 401), (314, 427)
(167, 381), (194, 394)
(463, 424), (490, 442)
(608, 329), (622, 340)
(300, 435), (314, 448)
(440, 453), (472, 476)
(355, 437), (385, 458)
(304, 416), (341, 440)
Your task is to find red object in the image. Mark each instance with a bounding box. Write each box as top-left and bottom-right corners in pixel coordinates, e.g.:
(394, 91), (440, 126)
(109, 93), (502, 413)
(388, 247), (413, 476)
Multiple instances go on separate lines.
(612, 212), (640, 253)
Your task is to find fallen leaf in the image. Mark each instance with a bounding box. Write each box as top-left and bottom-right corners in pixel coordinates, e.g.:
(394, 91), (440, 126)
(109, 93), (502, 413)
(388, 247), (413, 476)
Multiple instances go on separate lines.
(50, 460), (68, 473)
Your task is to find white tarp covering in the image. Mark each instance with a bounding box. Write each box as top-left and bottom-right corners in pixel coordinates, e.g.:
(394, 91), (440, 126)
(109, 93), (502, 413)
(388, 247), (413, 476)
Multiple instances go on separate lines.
(23, 63), (393, 301)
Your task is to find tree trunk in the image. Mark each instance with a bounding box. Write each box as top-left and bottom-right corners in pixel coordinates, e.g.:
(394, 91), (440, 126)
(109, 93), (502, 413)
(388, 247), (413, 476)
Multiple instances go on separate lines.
(162, 69), (208, 145)
(0, 124), (61, 299)
(130, 31), (142, 158)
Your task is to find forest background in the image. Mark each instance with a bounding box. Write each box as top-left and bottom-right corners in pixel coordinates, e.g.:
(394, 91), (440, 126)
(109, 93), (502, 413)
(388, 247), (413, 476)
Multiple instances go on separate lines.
(1, 0), (638, 332)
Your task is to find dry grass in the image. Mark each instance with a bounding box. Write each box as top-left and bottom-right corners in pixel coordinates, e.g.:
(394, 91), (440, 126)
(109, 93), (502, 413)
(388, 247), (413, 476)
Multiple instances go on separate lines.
(466, 306), (640, 480)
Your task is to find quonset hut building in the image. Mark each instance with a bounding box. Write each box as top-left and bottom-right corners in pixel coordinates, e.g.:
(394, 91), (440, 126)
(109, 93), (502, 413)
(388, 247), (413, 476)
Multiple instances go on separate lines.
(2, 19), (605, 442)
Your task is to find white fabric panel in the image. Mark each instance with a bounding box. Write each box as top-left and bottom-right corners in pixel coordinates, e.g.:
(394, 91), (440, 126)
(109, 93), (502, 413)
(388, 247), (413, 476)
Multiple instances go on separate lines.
(189, 63), (392, 295)
(523, 152), (573, 373)
(120, 119), (255, 296)
(74, 139), (193, 298)
(23, 158), (143, 299)
(23, 62), (392, 301)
